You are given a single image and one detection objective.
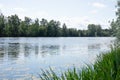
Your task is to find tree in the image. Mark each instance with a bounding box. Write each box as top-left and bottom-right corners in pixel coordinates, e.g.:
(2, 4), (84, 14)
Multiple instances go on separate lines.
(47, 20), (55, 37)
(62, 23), (68, 37)
(18, 21), (27, 36)
(111, 1), (120, 40)
(68, 28), (78, 37)
(88, 24), (102, 37)
(53, 21), (61, 37)
(101, 29), (110, 37)
(109, 0), (120, 47)
(39, 26), (47, 37)
(0, 13), (112, 37)
(96, 25), (102, 36)
(0, 14), (5, 36)
(28, 18), (39, 36)
(47, 20), (61, 37)
(80, 30), (88, 37)
(88, 24), (96, 37)
(110, 20), (117, 36)
(24, 17), (32, 36)
(40, 18), (48, 27)
(7, 14), (20, 37)
(24, 17), (31, 26)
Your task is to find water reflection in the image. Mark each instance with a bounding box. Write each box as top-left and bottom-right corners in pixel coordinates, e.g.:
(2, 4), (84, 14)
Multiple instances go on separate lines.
(0, 45), (5, 54)
(23, 43), (33, 57)
(41, 45), (60, 57)
(35, 45), (39, 55)
(0, 38), (114, 60)
(0, 37), (115, 79)
(0, 44), (5, 62)
(0, 43), (61, 59)
(88, 44), (100, 50)
(8, 43), (20, 58)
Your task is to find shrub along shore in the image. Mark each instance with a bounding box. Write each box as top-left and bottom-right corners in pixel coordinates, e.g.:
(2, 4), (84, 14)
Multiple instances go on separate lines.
(39, 47), (120, 80)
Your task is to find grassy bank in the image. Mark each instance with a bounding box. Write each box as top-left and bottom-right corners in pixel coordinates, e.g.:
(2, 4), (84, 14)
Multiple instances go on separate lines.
(39, 47), (120, 80)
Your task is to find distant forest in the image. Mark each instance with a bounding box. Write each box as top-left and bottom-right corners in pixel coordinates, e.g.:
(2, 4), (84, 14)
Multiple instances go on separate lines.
(0, 13), (114, 37)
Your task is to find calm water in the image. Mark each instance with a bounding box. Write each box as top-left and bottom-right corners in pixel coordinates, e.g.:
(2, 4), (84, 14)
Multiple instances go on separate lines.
(0, 37), (115, 79)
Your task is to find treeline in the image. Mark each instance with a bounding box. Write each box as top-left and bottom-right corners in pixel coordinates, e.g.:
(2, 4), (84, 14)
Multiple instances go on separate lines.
(0, 13), (113, 37)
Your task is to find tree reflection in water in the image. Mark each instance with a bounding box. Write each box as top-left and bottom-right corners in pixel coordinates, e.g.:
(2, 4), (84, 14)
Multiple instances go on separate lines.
(0, 45), (5, 58)
(40, 45), (60, 57)
(8, 43), (20, 59)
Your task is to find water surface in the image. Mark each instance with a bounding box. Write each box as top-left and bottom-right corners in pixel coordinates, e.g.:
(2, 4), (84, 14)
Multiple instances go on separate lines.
(0, 37), (115, 79)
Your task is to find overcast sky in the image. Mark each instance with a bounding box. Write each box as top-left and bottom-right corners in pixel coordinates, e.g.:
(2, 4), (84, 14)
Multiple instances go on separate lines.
(0, 0), (116, 29)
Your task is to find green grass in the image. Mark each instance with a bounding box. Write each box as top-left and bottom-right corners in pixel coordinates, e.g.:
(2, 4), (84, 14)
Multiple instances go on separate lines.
(39, 47), (120, 80)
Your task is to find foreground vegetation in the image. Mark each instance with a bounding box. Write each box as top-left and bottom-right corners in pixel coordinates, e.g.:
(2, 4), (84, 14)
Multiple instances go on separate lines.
(39, 47), (120, 80)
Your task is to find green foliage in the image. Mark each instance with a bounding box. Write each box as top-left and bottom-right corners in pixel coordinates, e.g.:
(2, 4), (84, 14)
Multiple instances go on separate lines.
(0, 13), (5, 37)
(0, 13), (112, 37)
(7, 14), (21, 37)
(40, 48), (120, 80)
(18, 21), (28, 36)
(68, 28), (79, 37)
(38, 26), (47, 37)
(62, 23), (69, 37)
(110, 1), (120, 48)
(88, 24), (103, 37)
(47, 20), (61, 37)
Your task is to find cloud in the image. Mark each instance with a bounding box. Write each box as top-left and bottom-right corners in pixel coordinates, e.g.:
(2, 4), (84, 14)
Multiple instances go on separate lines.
(1, 7), (109, 29)
(58, 16), (110, 29)
(92, 2), (106, 8)
(35, 11), (49, 18)
(13, 8), (26, 12)
(90, 10), (98, 14)
(0, 4), (3, 13)
(55, 16), (110, 29)
(0, 3), (3, 8)
(56, 16), (89, 29)
(113, 8), (117, 12)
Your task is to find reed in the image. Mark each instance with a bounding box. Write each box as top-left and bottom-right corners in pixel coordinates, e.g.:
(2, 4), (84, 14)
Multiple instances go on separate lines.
(40, 48), (120, 80)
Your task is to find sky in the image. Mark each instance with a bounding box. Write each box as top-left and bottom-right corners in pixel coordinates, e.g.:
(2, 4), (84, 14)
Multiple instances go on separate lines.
(0, 0), (117, 29)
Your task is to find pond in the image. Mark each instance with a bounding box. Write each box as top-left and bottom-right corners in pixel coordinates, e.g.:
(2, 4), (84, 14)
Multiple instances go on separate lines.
(0, 37), (115, 79)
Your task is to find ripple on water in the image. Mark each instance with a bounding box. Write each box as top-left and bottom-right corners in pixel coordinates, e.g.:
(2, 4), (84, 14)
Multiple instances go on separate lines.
(0, 37), (115, 79)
